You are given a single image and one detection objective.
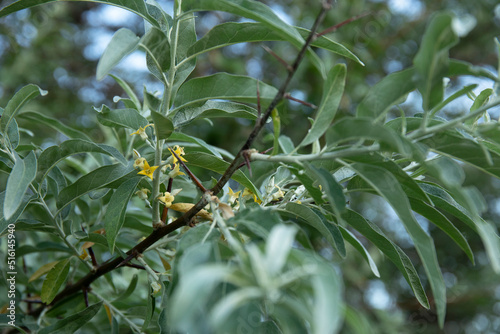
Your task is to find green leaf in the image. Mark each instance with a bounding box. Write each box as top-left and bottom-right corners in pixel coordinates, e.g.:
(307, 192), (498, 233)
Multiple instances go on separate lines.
(187, 21), (363, 65)
(40, 258), (71, 304)
(338, 225), (380, 277)
(0, 192), (34, 234)
(18, 111), (91, 140)
(113, 274), (139, 302)
(38, 302), (103, 334)
(56, 163), (135, 211)
(170, 12), (197, 99)
(413, 12), (458, 110)
(305, 164), (346, 215)
(37, 139), (127, 182)
(409, 198), (474, 263)
(182, 0), (325, 77)
(278, 135), (295, 154)
(300, 64), (346, 147)
(288, 166), (325, 205)
(282, 202), (346, 257)
(109, 74), (141, 110)
(341, 209), (429, 309)
(140, 27), (170, 82)
(4, 151), (37, 220)
(448, 59), (499, 81)
(326, 118), (416, 157)
(0, 84), (47, 134)
(348, 163), (445, 325)
(475, 219), (500, 273)
(356, 67), (416, 118)
(174, 73), (278, 109)
(104, 177), (142, 253)
(169, 132), (222, 158)
(151, 111), (173, 139)
(0, 0), (158, 25)
(171, 100), (257, 128)
(183, 152), (260, 197)
(265, 224), (297, 276)
(97, 28), (140, 80)
(422, 131), (500, 179)
(344, 153), (431, 204)
(465, 88), (494, 126)
(95, 105), (149, 130)
(6, 119), (19, 149)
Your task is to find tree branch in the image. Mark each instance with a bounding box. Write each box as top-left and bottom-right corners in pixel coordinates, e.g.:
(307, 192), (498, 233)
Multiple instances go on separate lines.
(29, 0), (334, 317)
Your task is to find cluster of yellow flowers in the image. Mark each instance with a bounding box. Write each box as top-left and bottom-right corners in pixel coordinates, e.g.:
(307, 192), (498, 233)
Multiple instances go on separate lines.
(131, 123), (188, 208)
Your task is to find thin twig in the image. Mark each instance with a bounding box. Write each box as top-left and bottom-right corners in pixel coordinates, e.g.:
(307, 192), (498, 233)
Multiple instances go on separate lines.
(316, 12), (370, 37)
(167, 144), (207, 192)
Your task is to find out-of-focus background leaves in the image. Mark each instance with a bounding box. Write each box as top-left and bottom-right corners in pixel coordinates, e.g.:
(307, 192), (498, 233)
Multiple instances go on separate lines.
(1, 0), (499, 332)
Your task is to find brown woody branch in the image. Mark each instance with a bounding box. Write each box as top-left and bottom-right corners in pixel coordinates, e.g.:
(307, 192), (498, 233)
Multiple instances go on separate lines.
(29, 0), (334, 317)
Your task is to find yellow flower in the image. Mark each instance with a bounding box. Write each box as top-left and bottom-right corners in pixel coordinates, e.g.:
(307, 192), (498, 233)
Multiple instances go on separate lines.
(168, 145), (187, 164)
(227, 187), (241, 204)
(151, 281), (162, 294)
(135, 188), (150, 200)
(137, 160), (159, 180)
(133, 157), (146, 169)
(272, 185), (285, 201)
(130, 124), (154, 140)
(242, 188), (262, 204)
(168, 163), (185, 178)
(158, 192), (174, 207)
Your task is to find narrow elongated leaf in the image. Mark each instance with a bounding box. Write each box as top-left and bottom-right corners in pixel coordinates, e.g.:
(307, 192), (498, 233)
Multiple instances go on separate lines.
(171, 12), (197, 98)
(151, 111), (173, 139)
(140, 27), (170, 81)
(174, 73), (278, 109)
(265, 224), (297, 276)
(413, 12), (458, 110)
(465, 88), (494, 126)
(0, 192), (35, 234)
(288, 166), (325, 205)
(0, 84), (47, 134)
(300, 64), (346, 147)
(19, 111), (90, 140)
(109, 74), (141, 110)
(37, 139), (127, 182)
(283, 202), (346, 257)
(56, 163), (134, 211)
(95, 105), (149, 130)
(356, 67), (416, 118)
(6, 119), (19, 149)
(305, 164), (346, 215)
(422, 131), (500, 179)
(344, 153), (430, 203)
(348, 163), (445, 324)
(97, 28), (140, 80)
(409, 198), (474, 262)
(38, 302), (103, 334)
(113, 274), (138, 302)
(448, 59), (499, 81)
(29, 261), (59, 283)
(475, 219), (500, 273)
(4, 151), (37, 220)
(182, 0), (325, 77)
(419, 182), (500, 272)
(183, 152), (260, 197)
(171, 100), (257, 128)
(339, 225), (380, 277)
(41, 258), (71, 304)
(187, 22), (362, 65)
(341, 209), (429, 308)
(104, 177), (142, 253)
(0, 0), (158, 25)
